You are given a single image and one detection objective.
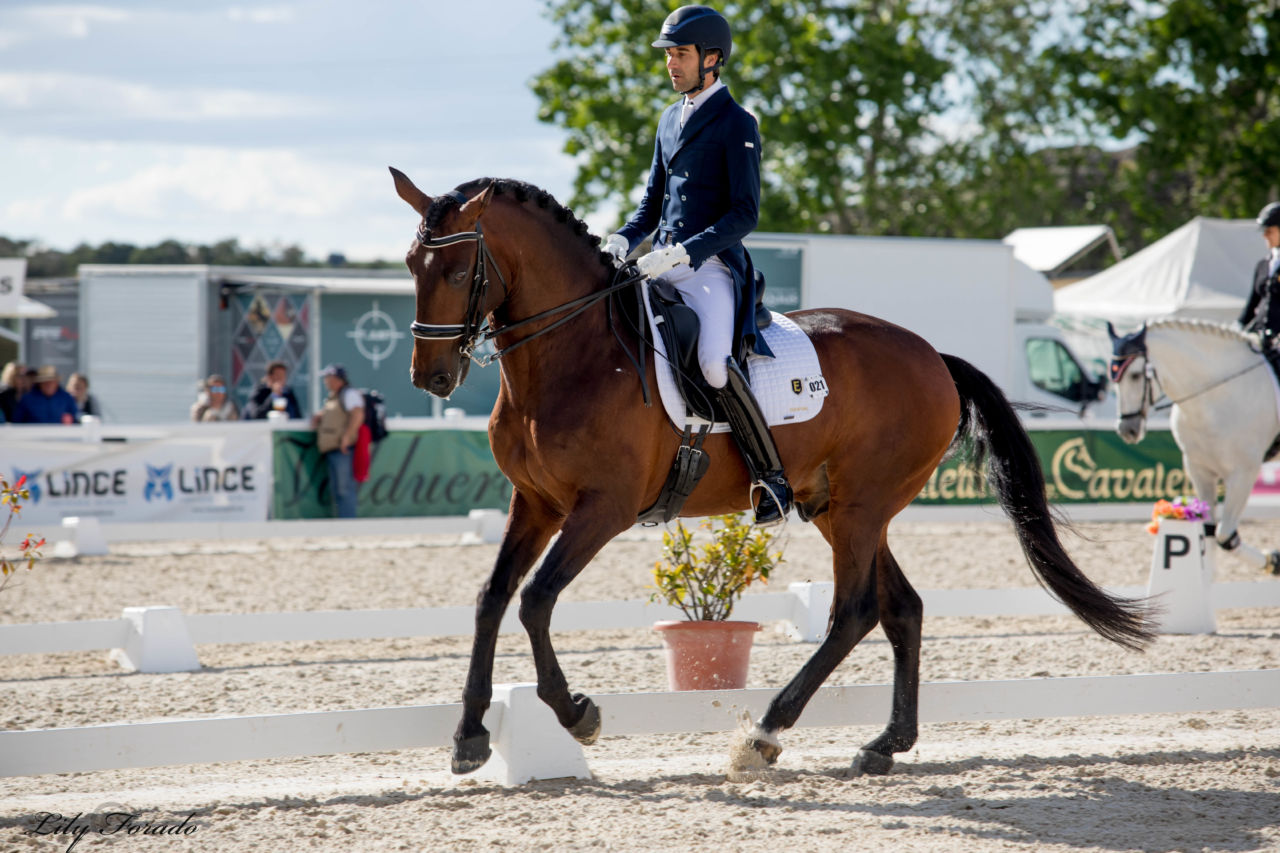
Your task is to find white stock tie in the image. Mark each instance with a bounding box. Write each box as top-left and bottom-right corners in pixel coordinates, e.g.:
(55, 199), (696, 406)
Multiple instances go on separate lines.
(680, 100), (694, 128)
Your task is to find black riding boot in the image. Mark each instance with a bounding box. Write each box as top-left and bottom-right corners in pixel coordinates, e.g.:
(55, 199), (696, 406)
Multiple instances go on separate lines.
(717, 358), (793, 527)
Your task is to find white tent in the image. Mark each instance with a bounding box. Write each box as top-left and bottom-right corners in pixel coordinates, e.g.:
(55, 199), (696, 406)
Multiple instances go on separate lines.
(0, 259), (56, 319)
(1004, 225), (1121, 277)
(1053, 217), (1261, 323)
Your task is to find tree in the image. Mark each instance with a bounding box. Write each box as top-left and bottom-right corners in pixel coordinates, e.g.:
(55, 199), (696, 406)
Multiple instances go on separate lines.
(1044, 0), (1280, 249)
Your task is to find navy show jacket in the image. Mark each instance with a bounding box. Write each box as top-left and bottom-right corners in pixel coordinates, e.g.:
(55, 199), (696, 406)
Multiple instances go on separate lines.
(617, 85), (773, 360)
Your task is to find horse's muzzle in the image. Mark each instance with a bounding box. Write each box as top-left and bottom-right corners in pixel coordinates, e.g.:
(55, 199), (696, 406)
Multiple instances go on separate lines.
(410, 365), (458, 398)
(1116, 415), (1146, 445)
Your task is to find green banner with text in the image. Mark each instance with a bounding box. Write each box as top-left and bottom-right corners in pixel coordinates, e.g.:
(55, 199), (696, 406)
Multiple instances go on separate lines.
(272, 430), (512, 519)
(272, 427), (1190, 517)
(917, 429), (1190, 505)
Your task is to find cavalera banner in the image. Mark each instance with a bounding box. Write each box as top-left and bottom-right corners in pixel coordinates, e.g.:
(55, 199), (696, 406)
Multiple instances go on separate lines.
(917, 428), (1190, 505)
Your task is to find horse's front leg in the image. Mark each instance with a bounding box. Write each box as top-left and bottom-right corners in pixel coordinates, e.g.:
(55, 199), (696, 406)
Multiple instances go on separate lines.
(1212, 464), (1280, 574)
(518, 500), (632, 743)
(452, 491), (561, 774)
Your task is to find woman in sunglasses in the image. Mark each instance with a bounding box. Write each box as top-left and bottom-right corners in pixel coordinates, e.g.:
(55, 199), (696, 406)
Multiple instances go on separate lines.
(191, 374), (240, 422)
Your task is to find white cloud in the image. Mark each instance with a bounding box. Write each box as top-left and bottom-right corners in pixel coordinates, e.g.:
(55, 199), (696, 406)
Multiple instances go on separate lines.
(0, 72), (325, 121)
(24, 5), (130, 39)
(62, 148), (372, 222)
(227, 5), (296, 25)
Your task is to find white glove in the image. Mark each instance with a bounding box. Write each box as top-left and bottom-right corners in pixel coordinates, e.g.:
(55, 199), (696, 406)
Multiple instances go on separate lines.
(602, 233), (629, 267)
(636, 243), (690, 279)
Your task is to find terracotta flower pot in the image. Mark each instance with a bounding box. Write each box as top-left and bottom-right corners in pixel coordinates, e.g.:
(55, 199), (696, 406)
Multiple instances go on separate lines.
(653, 620), (760, 691)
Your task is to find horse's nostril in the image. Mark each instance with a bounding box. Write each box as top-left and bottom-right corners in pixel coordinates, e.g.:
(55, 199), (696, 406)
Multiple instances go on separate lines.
(428, 372), (453, 395)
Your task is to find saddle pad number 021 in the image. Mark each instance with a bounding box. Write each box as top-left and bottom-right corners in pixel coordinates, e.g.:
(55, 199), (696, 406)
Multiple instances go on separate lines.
(645, 299), (829, 433)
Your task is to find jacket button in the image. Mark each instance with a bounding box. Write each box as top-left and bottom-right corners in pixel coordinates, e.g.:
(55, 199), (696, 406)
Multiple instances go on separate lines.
(678, 220), (684, 227)
(684, 171), (689, 177)
(681, 195), (687, 201)
(664, 193), (670, 200)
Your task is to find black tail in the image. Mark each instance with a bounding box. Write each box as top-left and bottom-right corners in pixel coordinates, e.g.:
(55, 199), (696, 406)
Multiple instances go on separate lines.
(942, 353), (1155, 650)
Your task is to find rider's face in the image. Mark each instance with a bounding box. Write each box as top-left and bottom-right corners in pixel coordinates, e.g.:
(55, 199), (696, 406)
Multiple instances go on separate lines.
(664, 45), (712, 92)
(1264, 225), (1280, 251)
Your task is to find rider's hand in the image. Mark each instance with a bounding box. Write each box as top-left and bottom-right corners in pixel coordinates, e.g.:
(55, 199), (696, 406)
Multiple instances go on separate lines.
(602, 233), (629, 267)
(636, 243), (690, 279)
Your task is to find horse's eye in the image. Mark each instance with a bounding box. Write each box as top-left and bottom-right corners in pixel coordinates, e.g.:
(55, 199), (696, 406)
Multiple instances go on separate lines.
(451, 270), (468, 284)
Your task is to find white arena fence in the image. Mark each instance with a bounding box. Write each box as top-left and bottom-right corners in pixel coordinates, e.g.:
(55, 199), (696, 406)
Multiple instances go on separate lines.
(6, 580), (1280, 674)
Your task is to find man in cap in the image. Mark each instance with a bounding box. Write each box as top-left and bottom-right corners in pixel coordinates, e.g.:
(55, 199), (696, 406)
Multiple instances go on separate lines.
(600, 5), (792, 526)
(1239, 202), (1280, 352)
(312, 363), (365, 518)
(14, 365), (79, 424)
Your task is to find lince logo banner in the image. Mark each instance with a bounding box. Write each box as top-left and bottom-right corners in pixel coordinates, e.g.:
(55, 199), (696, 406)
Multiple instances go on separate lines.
(0, 428), (273, 524)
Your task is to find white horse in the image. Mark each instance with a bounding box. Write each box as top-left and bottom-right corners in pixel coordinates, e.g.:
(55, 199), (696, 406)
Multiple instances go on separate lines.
(1107, 318), (1280, 574)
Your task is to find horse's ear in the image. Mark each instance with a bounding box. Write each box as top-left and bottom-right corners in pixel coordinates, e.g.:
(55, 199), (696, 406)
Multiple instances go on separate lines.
(1106, 321), (1118, 341)
(457, 184), (495, 225)
(390, 167), (432, 217)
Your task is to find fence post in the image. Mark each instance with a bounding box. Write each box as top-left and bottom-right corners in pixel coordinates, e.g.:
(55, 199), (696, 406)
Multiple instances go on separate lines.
(785, 582), (834, 643)
(475, 683), (591, 785)
(1147, 519), (1216, 634)
(111, 606), (202, 673)
(52, 516), (109, 558)
(460, 509), (506, 545)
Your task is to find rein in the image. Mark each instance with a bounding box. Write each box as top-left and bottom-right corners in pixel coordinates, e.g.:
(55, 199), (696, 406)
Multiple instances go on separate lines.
(409, 212), (644, 368)
(1111, 351), (1267, 418)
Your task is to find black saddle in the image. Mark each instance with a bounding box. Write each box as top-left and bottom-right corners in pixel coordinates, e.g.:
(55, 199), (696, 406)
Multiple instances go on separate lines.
(646, 269), (772, 422)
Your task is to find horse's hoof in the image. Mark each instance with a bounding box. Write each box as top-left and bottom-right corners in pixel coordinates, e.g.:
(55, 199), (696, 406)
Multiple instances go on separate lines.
(451, 731), (492, 775)
(568, 693), (601, 745)
(1267, 551), (1280, 576)
(750, 736), (782, 765)
(852, 748), (895, 776)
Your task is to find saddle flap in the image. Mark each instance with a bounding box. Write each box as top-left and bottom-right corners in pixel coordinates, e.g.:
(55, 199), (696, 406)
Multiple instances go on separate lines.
(648, 284), (718, 421)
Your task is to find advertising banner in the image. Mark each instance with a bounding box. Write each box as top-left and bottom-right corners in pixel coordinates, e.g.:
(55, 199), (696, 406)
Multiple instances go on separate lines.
(272, 429), (513, 519)
(0, 424), (273, 524)
(917, 428), (1190, 504)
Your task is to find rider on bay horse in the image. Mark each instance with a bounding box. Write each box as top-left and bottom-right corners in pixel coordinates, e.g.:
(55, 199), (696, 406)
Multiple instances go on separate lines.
(602, 5), (793, 527)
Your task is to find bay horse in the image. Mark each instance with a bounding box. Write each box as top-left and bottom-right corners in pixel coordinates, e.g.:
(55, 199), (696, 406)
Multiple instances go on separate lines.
(1108, 318), (1280, 574)
(390, 169), (1153, 778)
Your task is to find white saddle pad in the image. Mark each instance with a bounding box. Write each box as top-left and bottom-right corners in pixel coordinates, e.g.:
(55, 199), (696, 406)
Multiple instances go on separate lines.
(643, 297), (829, 433)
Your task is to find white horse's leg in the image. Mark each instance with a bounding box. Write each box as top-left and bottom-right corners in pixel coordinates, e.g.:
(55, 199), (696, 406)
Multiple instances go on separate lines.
(1211, 467), (1279, 573)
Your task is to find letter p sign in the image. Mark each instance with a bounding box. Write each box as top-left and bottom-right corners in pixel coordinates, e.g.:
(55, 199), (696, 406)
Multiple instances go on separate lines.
(1162, 534), (1190, 570)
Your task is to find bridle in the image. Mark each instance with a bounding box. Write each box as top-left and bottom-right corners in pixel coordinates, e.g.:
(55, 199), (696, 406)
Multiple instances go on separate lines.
(1109, 353), (1159, 420)
(408, 191), (643, 368)
(1109, 345), (1267, 420)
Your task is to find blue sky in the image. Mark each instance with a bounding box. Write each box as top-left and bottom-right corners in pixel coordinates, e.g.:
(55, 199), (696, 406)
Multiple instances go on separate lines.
(0, 1), (616, 262)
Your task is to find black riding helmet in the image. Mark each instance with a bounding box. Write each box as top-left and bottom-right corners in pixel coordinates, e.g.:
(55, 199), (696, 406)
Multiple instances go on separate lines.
(652, 5), (731, 95)
(1258, 202), (1280, 229)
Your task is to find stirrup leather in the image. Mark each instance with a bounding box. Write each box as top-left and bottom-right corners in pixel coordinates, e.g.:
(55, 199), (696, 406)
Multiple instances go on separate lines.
(718, 358), (793, 525)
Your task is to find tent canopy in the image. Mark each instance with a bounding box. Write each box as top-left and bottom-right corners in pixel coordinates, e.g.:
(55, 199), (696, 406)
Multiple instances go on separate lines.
(0, 258), (56, 319)
(1004, 225), (1120, 276)
(1054, 217), (1261, 323)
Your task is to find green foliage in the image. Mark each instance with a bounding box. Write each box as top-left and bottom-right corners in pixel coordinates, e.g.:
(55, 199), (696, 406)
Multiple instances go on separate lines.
(534, 0), (1279, 254)
(651, 513), (782, 621)
(0, 475), (44, 593)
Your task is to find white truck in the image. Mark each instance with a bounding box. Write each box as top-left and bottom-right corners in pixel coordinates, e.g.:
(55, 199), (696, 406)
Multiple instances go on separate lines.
(744, 232), (1110, 422)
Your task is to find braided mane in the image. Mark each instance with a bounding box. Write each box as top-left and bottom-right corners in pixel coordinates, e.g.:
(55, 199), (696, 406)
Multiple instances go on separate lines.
(424, 178), (613, 272)
(1146, 316), (1260, 347)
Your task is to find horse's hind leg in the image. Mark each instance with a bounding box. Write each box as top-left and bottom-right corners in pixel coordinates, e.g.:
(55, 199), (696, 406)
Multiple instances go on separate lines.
(519, 501), (633, 743)
(736, 509), (881, 772)
(853, 539), (922, 775)
(452, 491), (560, 774)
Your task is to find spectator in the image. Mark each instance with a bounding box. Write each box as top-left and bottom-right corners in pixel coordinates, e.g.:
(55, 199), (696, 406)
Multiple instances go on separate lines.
(14, 365), (79, 424)
(66, 372), (101, 419)
(190, 374), (240, 422)
(242, 360), (302, 419)
(0, 362), (32, 423)
(311, 363), (364, 518)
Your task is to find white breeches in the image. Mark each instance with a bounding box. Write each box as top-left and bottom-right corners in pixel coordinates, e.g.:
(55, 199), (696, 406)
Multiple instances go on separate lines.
(655, 257), (734, 388)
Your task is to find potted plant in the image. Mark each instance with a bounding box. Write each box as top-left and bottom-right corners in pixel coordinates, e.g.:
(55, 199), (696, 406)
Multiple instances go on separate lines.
(650, 513), (783, 690)
(1145, 496), (1212, 535)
